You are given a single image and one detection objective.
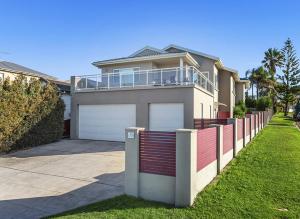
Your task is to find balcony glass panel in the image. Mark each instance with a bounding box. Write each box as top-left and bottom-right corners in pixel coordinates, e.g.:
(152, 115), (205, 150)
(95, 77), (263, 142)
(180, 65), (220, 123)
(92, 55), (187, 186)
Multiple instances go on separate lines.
(74, 66), (214, 93)
(109, 74), (120, 88)
(86, 76), (97, 89)
(134, 72), (147, 86)
(148, 70), (161, 85)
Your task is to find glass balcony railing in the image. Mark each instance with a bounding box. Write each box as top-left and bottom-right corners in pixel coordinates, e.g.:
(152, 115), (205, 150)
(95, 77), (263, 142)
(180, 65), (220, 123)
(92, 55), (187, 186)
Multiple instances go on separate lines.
(74, 66), (214, 93)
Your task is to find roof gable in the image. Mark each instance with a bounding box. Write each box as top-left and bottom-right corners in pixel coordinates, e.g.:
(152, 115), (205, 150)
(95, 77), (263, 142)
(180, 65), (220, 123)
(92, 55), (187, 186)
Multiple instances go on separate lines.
(0, 61), (56, 80)
(163, 44), (220, 61)
(129, 46), (167, 58)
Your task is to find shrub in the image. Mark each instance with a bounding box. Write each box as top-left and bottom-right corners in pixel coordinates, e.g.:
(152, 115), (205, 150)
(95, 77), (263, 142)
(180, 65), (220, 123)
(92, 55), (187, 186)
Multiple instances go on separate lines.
(245, 97), (256, 108)
(233, 100), (247, 118)
(256, 96), (272, 111)
(233, 106), (245, 118)
(0, 76), (64, 152)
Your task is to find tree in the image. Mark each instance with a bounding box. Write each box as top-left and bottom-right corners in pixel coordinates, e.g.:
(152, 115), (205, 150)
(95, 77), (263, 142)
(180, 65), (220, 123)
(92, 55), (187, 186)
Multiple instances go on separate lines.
(246, 68), (256, 99)
(0, 76), (64, 152)
(262, 48), (284, 112)
(252, 66), (270, 98)
(262, 48), (284, 80)
(277, 38), (300, 116)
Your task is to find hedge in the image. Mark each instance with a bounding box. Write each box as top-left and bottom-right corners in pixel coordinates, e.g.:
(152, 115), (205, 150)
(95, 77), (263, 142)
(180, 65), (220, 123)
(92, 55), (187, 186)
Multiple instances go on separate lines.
(0, 75), (64, 152)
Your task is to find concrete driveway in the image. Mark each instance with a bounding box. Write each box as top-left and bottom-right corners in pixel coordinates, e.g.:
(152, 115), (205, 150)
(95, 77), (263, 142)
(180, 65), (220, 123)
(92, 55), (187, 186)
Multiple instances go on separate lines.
(0, 140), (125, 219)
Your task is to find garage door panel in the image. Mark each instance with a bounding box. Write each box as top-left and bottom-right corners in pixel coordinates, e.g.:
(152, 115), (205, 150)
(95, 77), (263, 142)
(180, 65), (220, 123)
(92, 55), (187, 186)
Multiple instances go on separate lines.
(79, 104), (136, 141)
(149, 103), (184, 131)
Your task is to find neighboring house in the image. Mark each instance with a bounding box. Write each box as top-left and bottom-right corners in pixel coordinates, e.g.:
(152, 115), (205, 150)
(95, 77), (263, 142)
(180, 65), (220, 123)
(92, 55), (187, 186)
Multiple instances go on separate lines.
(70, 44), (249, 141)
(0, 61), (71, 121)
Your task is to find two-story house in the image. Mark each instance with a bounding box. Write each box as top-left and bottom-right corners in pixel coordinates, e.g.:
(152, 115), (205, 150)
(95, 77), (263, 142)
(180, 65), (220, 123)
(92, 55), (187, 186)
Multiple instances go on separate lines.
(70, 45), (249, 141)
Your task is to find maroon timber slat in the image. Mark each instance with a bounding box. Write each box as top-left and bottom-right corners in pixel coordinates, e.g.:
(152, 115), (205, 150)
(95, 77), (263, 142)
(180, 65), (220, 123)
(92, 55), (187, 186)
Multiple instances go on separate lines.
(246, 118), (251, 136)
(194, 119), (227, 129)
(237, 119), (244, 140)
(223, 124), (233, 154)
(139, 131), (176, 176)
(218, 111), (230, 119)
(197, 127), (217, 171)
(251, 115), (255, 130)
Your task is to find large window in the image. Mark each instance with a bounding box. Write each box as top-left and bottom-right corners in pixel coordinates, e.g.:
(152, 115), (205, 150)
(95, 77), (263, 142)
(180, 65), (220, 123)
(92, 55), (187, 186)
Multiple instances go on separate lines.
(113, 67), (140, 87)
(215, 74), (218, 90)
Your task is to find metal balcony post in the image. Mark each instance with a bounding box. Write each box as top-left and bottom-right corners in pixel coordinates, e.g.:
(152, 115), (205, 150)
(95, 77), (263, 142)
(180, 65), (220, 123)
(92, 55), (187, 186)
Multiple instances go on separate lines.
(161, 69), (163, 85)
(108, 73), (110, 89)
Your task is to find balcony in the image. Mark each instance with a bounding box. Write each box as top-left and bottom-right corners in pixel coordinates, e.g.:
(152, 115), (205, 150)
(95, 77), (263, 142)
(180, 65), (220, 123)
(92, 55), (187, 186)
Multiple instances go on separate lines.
(73, 66), (214, 93)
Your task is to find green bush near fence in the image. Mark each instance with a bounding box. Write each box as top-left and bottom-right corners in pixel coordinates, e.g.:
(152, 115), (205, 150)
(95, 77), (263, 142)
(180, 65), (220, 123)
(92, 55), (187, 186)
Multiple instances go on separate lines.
(0, 76), (64, 152)
(233, 100), (247, 118)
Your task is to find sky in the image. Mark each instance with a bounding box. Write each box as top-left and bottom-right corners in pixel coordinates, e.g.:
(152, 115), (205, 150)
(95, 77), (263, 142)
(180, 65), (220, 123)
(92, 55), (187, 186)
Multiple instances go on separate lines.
(0, 0), (299, 80)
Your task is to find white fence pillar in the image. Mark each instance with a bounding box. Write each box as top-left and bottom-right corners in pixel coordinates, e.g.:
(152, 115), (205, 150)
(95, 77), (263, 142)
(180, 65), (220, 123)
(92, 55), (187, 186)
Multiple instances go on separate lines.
(175, 129), (197, 207)
(124, 127), (145, 197)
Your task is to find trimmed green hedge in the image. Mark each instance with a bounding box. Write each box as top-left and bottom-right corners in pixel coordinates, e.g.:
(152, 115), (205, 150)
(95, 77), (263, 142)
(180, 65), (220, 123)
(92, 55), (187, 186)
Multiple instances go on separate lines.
(0, 76), (64, 152)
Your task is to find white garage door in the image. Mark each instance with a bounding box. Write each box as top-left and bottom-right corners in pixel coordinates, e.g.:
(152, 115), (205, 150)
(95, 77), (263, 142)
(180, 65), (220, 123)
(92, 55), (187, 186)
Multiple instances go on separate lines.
(79, 104), (136, 141)
(149, 103), (184, 131)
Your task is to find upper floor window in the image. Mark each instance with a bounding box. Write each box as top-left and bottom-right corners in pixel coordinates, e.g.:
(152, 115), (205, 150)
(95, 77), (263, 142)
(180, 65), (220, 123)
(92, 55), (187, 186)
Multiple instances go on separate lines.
(215, 74), (218, 89)
(113, 67), (140, 87)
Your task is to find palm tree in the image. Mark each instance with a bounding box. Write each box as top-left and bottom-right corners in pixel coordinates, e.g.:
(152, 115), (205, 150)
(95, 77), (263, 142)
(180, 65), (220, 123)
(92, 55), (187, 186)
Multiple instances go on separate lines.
(262, 48), (284, 80)
(262, 48), (284, 112)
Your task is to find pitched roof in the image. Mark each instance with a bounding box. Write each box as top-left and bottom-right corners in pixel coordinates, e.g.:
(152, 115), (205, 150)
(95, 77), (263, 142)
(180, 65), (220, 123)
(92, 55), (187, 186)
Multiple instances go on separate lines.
(163, 44), (220, 61)
(92, 44), (239, 75)
(0, 61), (57, 80)
(128, 46), (167, 57)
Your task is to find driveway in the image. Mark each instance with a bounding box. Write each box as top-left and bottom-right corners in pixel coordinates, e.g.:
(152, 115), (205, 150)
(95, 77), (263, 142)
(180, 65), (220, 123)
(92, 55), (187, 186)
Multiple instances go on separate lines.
(0, 140), (125, 219)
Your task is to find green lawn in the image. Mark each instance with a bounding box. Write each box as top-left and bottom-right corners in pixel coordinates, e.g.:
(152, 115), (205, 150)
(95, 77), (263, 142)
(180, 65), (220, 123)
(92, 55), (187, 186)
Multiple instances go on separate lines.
(48, 113), (300, 219)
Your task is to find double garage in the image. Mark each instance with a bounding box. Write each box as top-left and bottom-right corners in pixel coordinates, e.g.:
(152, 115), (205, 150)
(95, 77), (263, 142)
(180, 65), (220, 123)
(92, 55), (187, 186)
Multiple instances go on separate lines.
(78, 103), (184, 141)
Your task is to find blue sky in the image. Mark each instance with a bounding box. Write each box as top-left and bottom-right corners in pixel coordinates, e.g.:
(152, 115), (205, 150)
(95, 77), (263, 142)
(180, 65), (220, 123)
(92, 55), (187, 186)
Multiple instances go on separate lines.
(0, 0), (299, 80)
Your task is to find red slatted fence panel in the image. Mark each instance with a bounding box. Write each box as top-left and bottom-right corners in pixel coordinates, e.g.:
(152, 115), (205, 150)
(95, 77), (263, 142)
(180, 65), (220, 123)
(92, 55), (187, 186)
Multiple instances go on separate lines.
(139, 131), (176, 176)
(218, 111), (230, 119)
(246, 118), (251, 136)
(251, 115), (255, 130)
(197, 127), (217, 171)
(194, 119), (227, 129)
(223, 124), (233, 154)
(237, 119), (244, 140)
(256, 114), (258, 128)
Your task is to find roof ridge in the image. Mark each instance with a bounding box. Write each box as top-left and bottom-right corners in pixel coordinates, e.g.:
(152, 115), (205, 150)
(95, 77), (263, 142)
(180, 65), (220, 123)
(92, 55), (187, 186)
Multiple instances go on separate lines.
(128, 46), (167, 57)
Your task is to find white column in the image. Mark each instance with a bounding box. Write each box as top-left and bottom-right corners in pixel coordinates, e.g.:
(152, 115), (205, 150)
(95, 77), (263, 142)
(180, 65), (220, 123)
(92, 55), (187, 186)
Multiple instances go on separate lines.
(180, 58), (184, 84)
(124, 127), (145, 197)
(175, 129), (197, 207)
(186, 64), (189, 83)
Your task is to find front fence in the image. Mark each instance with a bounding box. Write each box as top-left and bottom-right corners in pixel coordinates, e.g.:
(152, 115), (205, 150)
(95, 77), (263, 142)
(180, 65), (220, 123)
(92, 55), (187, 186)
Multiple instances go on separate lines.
(194, 119), (227, 129)
(125, 110), (273, 207)
(139, 131), (176, 176)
